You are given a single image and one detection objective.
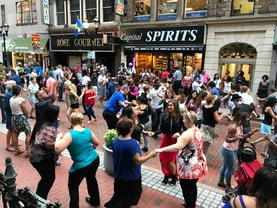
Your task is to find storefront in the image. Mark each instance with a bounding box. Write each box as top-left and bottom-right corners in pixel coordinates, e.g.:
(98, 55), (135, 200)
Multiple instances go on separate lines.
(205, 21), (276, 92)
(120, 26), (206, 75)
(50, 33), (116, 71)
(6, 36), (49, 67)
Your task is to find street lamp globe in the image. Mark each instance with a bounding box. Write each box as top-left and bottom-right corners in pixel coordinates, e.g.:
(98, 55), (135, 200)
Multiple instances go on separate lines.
(3, 23), (9, 35)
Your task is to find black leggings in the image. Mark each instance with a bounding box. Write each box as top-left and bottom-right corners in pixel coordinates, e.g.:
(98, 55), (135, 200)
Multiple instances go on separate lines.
(102, 110), (118, 129)
(31, 160), (56, 199)
(68, 156), (100, 208)
(179, 178), (199, 208)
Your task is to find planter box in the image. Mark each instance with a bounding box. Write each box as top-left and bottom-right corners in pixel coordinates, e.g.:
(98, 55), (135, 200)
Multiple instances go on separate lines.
(103, 143), (114, 176)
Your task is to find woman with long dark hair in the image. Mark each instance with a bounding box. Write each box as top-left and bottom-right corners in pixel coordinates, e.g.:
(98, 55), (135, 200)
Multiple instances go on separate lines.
(29, 104), (60, 199)
(154, 99), (184, 186)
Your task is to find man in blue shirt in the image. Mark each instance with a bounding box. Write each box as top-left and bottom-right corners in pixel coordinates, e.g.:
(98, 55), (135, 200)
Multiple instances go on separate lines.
(102, 85), (129, 129)
(9, 69), (21, 86)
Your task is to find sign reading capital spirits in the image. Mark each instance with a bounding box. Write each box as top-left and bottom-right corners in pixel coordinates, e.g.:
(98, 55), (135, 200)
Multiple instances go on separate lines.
(120, 26), (205, 45)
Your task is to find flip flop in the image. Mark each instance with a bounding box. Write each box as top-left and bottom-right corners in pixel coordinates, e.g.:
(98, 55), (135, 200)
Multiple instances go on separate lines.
(14, 150), (24, 156)
(5, 147), (15, 152)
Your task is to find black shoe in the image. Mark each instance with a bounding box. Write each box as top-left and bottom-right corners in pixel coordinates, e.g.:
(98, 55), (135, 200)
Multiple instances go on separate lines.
(142, 147), (148, 152)
(152, 135), (159, 140)
(169, 175), (176, 186)
(85, 197), (99, 207)
(161, 176), (169, 185)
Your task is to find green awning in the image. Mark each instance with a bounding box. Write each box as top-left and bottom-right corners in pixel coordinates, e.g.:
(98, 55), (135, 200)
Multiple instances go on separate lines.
(273, 41), (277, 45)
(6, 37), (48, 53)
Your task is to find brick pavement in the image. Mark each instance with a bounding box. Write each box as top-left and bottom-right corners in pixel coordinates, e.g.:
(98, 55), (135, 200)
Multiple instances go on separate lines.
(0, 91), (267, 207)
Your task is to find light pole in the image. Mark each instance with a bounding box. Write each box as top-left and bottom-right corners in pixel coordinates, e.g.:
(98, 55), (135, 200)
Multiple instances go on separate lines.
(0, 23), (9, 67)
(83, 17), (100, 67)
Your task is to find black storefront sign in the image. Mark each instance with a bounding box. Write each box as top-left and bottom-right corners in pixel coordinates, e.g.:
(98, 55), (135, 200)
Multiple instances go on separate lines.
(50, 34), (114, 52)
(120, 26), (205, 45)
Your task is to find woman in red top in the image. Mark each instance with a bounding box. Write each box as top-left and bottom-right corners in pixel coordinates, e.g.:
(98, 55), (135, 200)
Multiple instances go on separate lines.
(80, 81), (97, 124)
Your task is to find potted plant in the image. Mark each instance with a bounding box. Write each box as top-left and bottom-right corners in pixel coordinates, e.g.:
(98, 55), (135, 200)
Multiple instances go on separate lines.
(103, 129), (117, 176)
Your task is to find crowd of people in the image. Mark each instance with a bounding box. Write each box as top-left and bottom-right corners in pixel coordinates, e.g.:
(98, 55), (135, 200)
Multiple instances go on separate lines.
(1, 61), (277, 208)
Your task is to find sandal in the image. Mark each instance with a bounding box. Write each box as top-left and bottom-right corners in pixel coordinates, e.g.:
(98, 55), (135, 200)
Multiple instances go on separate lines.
(14, 150), (24, 156)
(5, 147), (15, 152)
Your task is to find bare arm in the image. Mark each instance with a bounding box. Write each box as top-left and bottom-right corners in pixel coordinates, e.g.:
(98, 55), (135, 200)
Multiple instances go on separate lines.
(50, 80), (59, 104)
(55, 132), (72, 153)
(214, 111), (226, 123)
(21, 100), (29, 117)
(132, 150), (156, 165)
(156, 130), (193, 152)
(90, 130), (100, 148)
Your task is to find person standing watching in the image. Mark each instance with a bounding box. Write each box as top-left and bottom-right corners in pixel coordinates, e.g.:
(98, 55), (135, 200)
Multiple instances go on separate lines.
(53, 65), (64, 102)
(102, 85), (129, 129)
(55, 112), (101, 208)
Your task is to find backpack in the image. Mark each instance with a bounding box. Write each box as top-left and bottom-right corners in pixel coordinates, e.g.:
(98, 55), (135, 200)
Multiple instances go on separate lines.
(234, 160), (263, 194)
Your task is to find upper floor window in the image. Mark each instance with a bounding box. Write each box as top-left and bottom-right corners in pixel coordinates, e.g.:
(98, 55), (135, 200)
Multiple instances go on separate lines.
(157, 0), (178, 21)
(70, 0), (80, 24)
(85, 0), (97, 23)
(102, 0), (114, 22)
(56, 0), (65, 25)
(134, 0), (151, 21)
(185, 0), (208, 18)
(231, 0), (255, 15)
(16, 0), (37, 25)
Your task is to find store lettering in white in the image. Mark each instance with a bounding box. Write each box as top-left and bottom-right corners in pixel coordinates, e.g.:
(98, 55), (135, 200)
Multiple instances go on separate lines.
(146, 30), (198, 42)
(120, 33), (143, 43)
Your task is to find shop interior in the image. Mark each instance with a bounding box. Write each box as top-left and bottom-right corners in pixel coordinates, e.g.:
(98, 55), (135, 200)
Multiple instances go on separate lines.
(134, 52), (203, 75)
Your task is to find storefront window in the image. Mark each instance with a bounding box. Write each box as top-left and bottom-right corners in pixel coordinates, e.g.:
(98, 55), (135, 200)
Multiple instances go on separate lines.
(70, 0), (80, 24)
(157, 0), (178, 20)
(103, 0), (114, 22)
(231, 0), (255, 15)
(134, 0), (151, 21)
(185, 0), (208, 18)
(85, 0), (97, 23)
(16, 0), (37, 25)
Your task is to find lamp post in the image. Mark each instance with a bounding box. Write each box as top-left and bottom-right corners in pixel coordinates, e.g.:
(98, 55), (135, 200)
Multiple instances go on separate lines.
(0, 23), (9, 67)
(83, 17), (100, 67)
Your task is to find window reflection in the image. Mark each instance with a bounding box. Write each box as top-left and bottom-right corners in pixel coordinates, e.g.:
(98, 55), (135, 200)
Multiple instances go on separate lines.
(231, 0), (255, 15)
(16, 0), (37, 25)
(134, 0), (151, 21)
(157, 0), (178, 20)
(185, 0), (208, 18)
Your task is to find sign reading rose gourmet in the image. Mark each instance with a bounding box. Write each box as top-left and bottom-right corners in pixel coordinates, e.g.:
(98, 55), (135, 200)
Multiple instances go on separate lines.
(120, 26), (204, 45)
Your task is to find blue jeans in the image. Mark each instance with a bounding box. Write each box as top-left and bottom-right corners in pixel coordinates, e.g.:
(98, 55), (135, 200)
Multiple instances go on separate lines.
(151, 107), (162, 132)
(86, 104), (96, 121)
(58, 81), (64, 101)
(219, 146), (237, 185)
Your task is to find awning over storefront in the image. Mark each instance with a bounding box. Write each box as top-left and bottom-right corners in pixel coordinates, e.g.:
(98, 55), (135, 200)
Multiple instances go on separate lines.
(124, 45), (205, 52)
(5, 37), (48, 53)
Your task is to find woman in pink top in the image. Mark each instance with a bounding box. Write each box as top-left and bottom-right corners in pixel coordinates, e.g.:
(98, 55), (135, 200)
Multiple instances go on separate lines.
(218, 112), (256, 188)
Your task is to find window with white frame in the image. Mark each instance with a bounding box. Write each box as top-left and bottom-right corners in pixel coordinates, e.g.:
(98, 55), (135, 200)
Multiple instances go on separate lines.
(102, 0), (114, 22)
(70, 0), (80, 24)
(56, 0), (65, 25)
(85, 0), (97, 23)
(16, 0), (37, 25)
